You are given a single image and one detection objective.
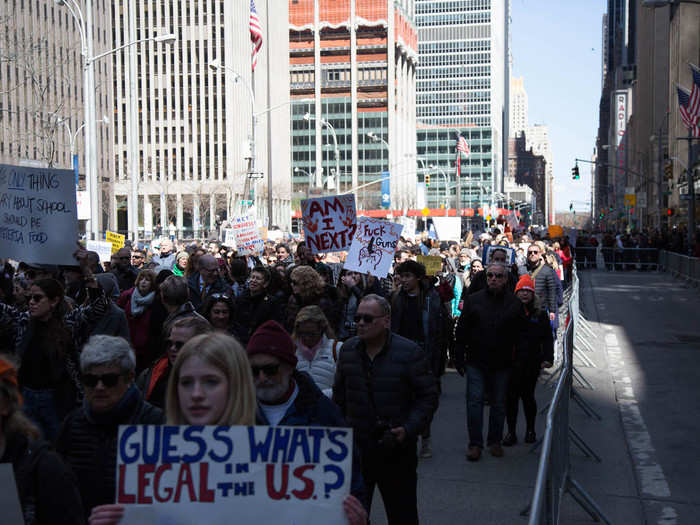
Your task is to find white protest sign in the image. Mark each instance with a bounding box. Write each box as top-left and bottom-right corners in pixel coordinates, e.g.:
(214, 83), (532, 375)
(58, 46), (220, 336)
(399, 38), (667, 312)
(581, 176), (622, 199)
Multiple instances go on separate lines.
(344, 217), (403, 278)
(222, 228), (236, 248)
(232, 215), (264, 255)
(86, 240), (113, 263)
(0, 164), (77, 265)
(0, 464), (24, 525)
(301, 194), (357, 254)
(76, 190), (90, 220)
(432, 216), (461, 241)
(116, 425), (353, 525)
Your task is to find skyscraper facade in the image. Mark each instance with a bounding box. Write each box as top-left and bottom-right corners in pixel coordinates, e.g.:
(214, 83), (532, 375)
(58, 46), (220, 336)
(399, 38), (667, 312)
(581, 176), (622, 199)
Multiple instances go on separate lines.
(525, 124), (554, 225)
(0, 0), (114, 232)
(510, 76), (528, 136)
(415, 0), (509, 212)
(289, 0), (417, 211)
(111, 0), (291, 237)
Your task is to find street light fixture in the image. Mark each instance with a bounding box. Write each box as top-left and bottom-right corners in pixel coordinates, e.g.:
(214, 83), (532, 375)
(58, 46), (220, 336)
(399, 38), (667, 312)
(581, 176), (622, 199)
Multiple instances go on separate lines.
(305, 113), (340, 193)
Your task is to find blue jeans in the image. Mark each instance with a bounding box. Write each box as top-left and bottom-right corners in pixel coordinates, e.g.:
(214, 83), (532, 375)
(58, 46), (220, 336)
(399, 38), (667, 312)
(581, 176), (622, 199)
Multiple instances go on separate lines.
(22, 387), (61, 442)
(466, 366), (511, 448)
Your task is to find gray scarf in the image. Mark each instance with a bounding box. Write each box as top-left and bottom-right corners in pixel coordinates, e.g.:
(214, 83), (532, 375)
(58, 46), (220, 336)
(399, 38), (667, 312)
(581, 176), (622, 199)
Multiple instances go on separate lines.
(130, 288), (155, 317)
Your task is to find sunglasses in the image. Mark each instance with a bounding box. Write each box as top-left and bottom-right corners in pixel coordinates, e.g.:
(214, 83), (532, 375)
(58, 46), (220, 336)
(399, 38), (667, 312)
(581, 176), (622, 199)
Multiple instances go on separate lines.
(354, 313), (383, 324)
(29, 294), (46, 303)
(251, 363), (281, 377)
(131, 254), (144, 259)
(210, 293), (230, 300)
(82, 373), (122, 388)
(486, 272), (506, 279)
(166, 339), (186, 350)
(527, 250), (539, 255)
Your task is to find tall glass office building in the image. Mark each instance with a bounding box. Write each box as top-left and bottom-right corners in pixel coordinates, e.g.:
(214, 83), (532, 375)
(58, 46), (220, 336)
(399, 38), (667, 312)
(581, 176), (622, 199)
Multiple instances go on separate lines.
(415, 0), (509, 212)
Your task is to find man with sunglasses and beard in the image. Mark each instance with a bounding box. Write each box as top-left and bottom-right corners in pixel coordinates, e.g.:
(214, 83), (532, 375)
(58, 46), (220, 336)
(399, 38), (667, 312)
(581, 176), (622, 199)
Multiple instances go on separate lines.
(55, 335), (164, 521)
(454, 262), (521, 462)
(333, 294), (438, 525)
(246, 320), (368, 510)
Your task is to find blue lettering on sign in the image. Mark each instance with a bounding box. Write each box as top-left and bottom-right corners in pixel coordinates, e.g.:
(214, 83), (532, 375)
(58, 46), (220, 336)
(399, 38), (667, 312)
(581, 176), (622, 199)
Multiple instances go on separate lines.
(119, 426), (140, 464)
(325, 429), (349, 461)
(248, 427), (273, 462)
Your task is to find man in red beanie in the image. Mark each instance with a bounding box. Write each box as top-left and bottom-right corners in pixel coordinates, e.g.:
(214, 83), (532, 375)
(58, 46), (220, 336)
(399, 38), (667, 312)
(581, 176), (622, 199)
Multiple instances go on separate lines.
(246, 320), (368, 512)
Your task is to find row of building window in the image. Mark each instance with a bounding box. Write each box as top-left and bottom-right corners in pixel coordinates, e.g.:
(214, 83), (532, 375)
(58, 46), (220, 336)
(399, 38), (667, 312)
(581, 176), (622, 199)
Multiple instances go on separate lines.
(420, 65), (491, 78)
(418, 90), (491, 104)
(416, 12), (491, 27)
(417, 78), (491, 91)
(415, 0), (492, 15)
(418, 39), (490, 53)
(421, 116), (491, 126)
(418, 52), (491, 67)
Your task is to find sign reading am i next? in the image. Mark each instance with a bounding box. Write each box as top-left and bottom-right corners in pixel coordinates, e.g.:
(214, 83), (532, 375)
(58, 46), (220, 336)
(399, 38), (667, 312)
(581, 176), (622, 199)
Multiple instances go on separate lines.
(0, 164), (77, 265)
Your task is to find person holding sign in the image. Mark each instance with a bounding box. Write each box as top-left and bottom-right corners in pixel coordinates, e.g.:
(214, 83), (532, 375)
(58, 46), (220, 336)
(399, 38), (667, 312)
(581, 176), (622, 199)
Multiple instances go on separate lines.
(0, 356), (86, 525)
(0, 244), (110, 441)
(89, 332), (368, 525)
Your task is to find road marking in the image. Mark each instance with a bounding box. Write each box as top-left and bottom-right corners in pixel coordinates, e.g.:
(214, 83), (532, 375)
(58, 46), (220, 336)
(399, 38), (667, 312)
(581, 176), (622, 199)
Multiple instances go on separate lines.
(603, 325), (674, 524)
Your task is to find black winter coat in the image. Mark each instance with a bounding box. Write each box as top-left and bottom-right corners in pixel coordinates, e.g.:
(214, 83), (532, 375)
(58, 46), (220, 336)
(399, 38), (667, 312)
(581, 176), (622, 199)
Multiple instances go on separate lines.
(454, 288), (521, 371)
(2, 433), (85, 525)
(515, 299), (554, 367)
(55, 387), (164, 518)
(234, 290), (283, 344)
(332, 332), (439, 450)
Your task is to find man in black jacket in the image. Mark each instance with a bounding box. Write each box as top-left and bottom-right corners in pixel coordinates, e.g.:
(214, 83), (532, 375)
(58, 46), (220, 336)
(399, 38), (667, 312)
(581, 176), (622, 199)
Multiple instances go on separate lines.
(186, 254), (229, 310)
(333, 294), (438, 525)
(56, 335), (164, 520)
(454, 263), (521, 461)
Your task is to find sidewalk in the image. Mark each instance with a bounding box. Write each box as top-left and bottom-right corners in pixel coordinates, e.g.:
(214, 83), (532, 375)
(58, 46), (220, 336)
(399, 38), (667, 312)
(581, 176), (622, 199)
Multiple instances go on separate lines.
(369, 270), (648, 524)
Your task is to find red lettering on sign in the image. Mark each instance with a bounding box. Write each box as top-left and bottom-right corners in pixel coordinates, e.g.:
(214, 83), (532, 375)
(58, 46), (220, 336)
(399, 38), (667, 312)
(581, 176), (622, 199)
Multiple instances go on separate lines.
(173, 463), (196, 502)
(137, 464), (155, 504)
(117, 464), (136, 504)
(266, 464), (289, 500)
(198, 463), (215, 503)
(291, 465), (316, 500)
(154, 464), (173, 502)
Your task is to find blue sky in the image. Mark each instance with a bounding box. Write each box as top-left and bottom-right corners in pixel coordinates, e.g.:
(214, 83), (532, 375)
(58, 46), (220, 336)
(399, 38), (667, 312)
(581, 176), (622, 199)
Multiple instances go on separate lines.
(510, 0), (607, 212)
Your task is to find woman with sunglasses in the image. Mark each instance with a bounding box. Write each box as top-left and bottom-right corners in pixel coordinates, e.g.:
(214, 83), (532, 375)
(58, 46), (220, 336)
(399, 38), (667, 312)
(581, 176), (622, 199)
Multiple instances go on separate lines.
(89, 332), (368, 525)
(293, 306), (339, 398)
(0, 245), (110, 441)
(0, 356), (86, 525)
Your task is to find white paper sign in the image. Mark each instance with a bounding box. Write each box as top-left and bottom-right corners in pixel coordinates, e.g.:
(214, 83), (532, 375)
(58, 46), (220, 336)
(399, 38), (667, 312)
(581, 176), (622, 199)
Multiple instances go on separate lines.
(0, 464), (24, 525)
(86, 240), (113, 263)
(301, 194), (357, 254)
(0, 164), (77, 265)
(76, 190), (90, 220)
(116, 425), (353, 525)
(232, 216), (263, 255)
(222, 228), (236, 248)
(432, 217), (461, 241)
(344, 217), (403, 278)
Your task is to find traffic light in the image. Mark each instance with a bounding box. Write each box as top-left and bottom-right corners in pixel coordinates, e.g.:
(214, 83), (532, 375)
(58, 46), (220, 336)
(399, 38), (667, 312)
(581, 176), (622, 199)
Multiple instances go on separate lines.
(425, 174), (431, 187)
(667, 208), (674, 216)
(571, 165), (580, 180)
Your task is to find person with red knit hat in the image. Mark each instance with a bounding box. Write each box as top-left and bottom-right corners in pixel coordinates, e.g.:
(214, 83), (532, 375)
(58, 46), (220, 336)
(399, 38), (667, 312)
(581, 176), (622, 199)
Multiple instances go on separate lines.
(246, 320), (368, 521)
(502, 274), (554, 446)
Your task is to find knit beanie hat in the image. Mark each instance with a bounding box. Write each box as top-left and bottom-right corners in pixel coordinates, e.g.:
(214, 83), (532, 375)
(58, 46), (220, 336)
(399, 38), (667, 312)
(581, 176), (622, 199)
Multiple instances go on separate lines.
(246, 320), (297, 366)
(515, 274), (536, 293)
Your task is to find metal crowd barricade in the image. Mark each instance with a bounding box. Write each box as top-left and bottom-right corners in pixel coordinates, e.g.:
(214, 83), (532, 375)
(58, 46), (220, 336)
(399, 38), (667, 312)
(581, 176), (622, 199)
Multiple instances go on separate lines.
(658, 250), (700, 286)
(525, 268), (613, 525)
(598, 247), (659, 271)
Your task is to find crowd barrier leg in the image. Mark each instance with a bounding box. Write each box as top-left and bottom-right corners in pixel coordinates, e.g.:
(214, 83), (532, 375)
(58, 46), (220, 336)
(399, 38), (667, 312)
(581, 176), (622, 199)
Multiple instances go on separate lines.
(573, 348), (597, 368)
(572, 367), (595, 390)
(575, 336), (596, 353)
(571, 389), (602, 420)
(568, 478), (615, 525)
(569, 428), (602, 462)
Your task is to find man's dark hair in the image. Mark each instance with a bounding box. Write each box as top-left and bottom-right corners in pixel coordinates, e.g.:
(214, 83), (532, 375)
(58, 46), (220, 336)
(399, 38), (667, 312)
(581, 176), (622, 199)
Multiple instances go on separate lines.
(251, 265), (271, 284)
(396, 260), (426, 279)
(393, 249), (406, 262)
(275, 243), (290, 253)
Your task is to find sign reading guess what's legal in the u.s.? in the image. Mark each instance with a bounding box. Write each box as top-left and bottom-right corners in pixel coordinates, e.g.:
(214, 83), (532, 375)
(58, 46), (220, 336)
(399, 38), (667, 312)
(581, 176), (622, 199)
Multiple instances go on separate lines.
(116, 425), (353, 525)
(0, 164), (77, 265)
(301, 194), (357, 253)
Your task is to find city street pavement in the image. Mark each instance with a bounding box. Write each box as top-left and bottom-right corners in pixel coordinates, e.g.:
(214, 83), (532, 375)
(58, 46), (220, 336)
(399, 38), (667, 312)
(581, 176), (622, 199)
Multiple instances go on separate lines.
(368, 269), (700, 524)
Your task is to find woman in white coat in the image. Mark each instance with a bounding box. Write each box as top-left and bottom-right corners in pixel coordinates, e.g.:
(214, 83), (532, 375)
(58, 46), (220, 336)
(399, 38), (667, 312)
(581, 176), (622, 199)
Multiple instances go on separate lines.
(292, 305), (340, 398)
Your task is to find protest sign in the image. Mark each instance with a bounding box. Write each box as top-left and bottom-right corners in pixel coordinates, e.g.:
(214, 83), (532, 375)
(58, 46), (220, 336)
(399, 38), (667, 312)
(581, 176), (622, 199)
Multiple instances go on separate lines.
(222, 228), (236, 248)
(417, 255), (443, 276)
(344, 217), (403, 278)
(482, 245), (515, 265)
(232, 215), (264, 255)
(76, 190), (90, 220)
(106, 231), (125, 254)
(0, 164), (77, 265)
(116, 425), (353, 525)
(432, 217), (461, 241)
(86, 240), (113, 263)
(301, 194), (356, 254)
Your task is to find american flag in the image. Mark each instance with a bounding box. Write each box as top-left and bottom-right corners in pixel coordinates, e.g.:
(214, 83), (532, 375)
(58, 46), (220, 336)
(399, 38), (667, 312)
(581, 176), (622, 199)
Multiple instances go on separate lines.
(688, 63), (700, 117)
(455, 135), (469, 178)
(249, 0), (263, 71)
(677, 85), (700, 137)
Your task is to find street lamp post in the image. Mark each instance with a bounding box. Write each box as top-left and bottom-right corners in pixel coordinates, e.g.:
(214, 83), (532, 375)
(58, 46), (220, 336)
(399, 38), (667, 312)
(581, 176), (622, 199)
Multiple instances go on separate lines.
(429, 164), (449, 208)
(367, 132), (390, 207)
(57, 115), (109, 185)
(306, 113), (339, 192)
(57, 0), (175, 240)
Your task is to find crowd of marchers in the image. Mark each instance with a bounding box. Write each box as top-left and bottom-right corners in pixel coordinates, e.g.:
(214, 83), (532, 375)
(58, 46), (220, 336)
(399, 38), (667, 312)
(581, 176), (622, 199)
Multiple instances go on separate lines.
(0, 224), (569, 525)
